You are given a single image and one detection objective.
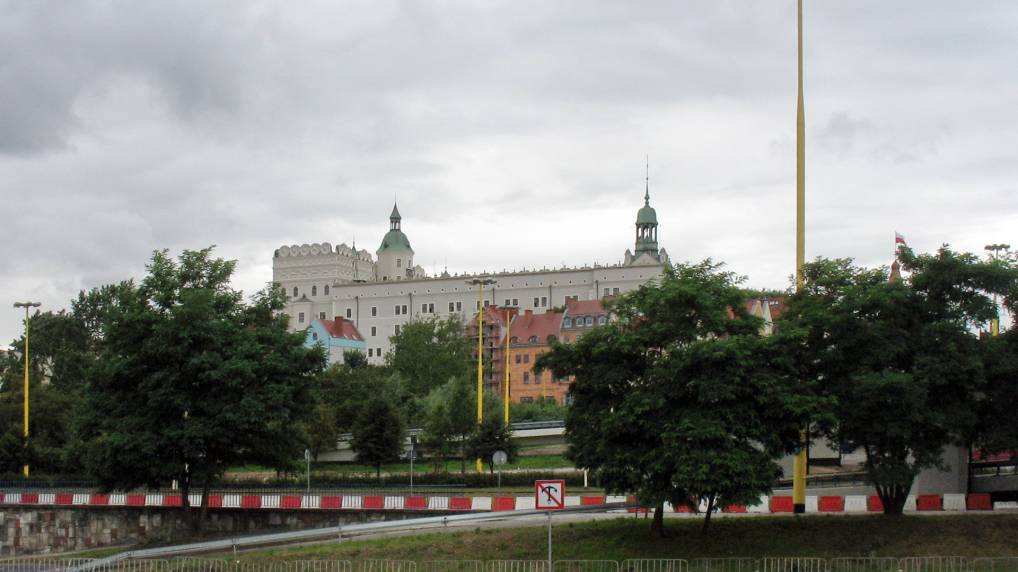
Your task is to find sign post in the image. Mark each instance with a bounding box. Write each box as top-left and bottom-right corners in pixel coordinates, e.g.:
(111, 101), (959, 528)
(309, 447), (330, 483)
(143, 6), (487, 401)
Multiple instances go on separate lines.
(493, 450), (508, 490)
(535, 479), (565, 572)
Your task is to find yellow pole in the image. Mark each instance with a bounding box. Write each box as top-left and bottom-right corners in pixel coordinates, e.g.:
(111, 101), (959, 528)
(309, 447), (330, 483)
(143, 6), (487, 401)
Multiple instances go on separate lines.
(792, 0), (808, 514)
(23, 306), (30, 478)
(476, 282), (485, 473)
(504, 308), (511, 426)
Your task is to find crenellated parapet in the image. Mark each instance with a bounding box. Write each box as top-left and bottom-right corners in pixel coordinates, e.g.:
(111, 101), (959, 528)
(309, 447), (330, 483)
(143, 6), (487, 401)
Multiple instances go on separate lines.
(275, 242), (373, 262)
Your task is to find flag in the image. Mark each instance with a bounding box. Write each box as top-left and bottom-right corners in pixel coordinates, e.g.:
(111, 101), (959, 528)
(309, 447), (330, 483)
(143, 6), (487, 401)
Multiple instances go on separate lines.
(895, 232), (907, 247)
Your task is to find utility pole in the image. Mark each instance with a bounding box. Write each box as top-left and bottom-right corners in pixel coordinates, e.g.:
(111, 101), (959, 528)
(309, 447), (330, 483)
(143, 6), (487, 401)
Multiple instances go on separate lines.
(13, 301), (41, 478)
(792, 0), (809, 515)
(466, 276), (496, 473)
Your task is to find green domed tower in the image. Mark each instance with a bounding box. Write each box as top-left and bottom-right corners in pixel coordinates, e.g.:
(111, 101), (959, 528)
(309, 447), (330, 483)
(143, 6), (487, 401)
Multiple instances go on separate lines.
(376, 203), (415, 281)
(634, 176), (659, 259)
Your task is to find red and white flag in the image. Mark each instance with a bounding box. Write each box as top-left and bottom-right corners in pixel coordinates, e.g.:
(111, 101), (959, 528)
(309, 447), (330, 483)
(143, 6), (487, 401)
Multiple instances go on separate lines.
(895, 232), (907, 247)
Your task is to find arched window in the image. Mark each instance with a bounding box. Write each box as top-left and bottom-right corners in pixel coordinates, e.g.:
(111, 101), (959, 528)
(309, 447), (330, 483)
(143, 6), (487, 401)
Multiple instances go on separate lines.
(598, 315), (607, 325)
(529, 335), (539, 344)
(324, 285), (330, 295)
(292, 286), (298, 297)
(562, 317), (572, 328)
(312, 285), (317, 296)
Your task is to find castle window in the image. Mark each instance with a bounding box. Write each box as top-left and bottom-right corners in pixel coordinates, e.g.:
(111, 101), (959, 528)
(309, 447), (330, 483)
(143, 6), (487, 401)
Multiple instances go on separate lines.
(368, 348), (373, 357)
(324, 285), (330, 296)
(422, 303), (428, 313)
(534, 372), (541, 384)
(613, 287), (620, 295)
(604, 288), (610, 297)
(456, 301), (463, 311)
(512, 298), (518, 306)
(293, 287), (299, 298)
(528, 336), (538, 344)
(523, 372), (530, 383)
(449, 302), (455, 312)
(533, 297), (539, 307)
(523, 354), (530, 363)
(515, 354), (522, 364)
(401, 304), (408, 315)
(298, 312), (305, 323)
(346, 308), (352, 318)
(505, 299), (511, 307)
(395, 325), (401, 335)
(428, 303), (435, 313)
(319, 312), (326, 320)
(397, 258), (402, 268)
(371, 306), (377, 317)
(371, 326), (377, 337)
(312, 286), (317, 296)
(395, 305), (401, 315)
(585, 316), (594, 326)
(541, 296), (548, 307)
(563, 317), (572, 328)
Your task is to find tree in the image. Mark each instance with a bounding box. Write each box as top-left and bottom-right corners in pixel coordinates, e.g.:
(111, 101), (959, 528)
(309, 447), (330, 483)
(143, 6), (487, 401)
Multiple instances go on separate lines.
(537, 261), (811, 535)
(350, 395), (406, 479)
(386, 317), (472, 397)
(74, 247), (322, 526)
(465, 416), (518, 474)
(781, 248), (1017, 515)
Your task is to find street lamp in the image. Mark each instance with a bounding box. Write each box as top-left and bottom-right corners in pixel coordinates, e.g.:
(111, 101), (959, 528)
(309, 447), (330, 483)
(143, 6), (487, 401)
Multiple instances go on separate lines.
(985, 244), (1012, 337)
(466, 276), (496, 473)
(504, 306), (513, 427)
(13, 301), (41, 478)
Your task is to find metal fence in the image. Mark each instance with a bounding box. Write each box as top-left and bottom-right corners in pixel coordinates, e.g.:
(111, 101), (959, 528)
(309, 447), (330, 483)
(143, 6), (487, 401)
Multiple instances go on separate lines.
(8, 558), (1018, 572)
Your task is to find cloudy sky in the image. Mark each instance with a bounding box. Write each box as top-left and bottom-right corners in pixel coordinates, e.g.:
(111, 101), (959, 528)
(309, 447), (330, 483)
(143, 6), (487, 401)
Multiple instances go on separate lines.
(2, 1), (1016, 343)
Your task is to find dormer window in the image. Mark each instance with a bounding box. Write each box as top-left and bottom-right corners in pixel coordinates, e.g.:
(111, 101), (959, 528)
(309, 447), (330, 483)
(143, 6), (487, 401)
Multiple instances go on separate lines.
(529, 335), (539, 344)
(585, 316), (594, 326)
(598, 315), (607, 325)
(563, 317), (572, 328)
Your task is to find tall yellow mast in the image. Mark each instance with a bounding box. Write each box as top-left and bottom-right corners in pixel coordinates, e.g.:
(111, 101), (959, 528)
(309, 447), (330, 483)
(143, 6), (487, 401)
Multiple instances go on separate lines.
(792, 0), (808, 514)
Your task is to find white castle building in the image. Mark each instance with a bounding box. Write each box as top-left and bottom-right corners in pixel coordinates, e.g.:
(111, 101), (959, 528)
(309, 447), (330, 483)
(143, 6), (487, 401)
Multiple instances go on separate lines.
(273, 185), (670, 363)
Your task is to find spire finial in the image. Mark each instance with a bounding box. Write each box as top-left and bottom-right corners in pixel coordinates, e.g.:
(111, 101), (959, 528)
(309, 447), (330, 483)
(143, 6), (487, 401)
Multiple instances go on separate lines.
(644, 155), (650, 206)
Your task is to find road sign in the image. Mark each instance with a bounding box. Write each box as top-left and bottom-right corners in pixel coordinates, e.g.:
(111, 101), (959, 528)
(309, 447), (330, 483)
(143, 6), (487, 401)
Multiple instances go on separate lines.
(535, 479), (565, 510)
(493, 450), (508, 466)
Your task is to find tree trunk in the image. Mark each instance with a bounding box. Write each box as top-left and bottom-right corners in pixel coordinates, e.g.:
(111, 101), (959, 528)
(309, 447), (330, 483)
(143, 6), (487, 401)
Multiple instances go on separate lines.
(701, 495), (715, 534)
(198, 475), (211, 533)
(879, 483), (909, 515)
(180, 472), (193, 532)
(649, 502), (665, 537)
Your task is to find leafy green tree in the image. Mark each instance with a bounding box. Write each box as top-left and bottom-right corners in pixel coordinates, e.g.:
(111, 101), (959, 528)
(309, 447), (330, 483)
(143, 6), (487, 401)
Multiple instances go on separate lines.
(980, 328), (1018, 453)
(386, 317), (472, 397)
(537, 261), (811, 534)
(465, 416), (518, 474)
(781, 248), (1017, 515)
(74, 247), (322, 525)
(342, 349), (369, 369)
(510, 397), (567, 422)
(350, 395), (406, 479)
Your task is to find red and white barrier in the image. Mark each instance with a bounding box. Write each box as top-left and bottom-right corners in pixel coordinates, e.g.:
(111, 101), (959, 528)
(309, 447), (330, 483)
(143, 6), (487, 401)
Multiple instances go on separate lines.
(0, 491), (1005, 514)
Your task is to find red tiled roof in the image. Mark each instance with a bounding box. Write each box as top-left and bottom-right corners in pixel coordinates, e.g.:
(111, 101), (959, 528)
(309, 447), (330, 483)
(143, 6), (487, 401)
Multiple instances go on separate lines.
(510, 310), (563, 346)
(565, 298), (605, 317)
(320, 318), (365, 341)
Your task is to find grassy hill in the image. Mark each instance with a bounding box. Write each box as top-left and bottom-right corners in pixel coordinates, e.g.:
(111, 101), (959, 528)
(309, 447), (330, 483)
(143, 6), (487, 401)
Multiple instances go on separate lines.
(237, 514), (1018, 563)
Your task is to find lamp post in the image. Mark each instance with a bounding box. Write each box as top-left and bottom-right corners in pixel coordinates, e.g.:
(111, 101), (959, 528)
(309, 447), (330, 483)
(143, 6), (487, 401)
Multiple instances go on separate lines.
(466, 276), (496, 473)
(504, 306), (512, 427)
(792, 0), (809, 515)
(13, 301), (41, 478)
(985, 243), (1012, 337)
